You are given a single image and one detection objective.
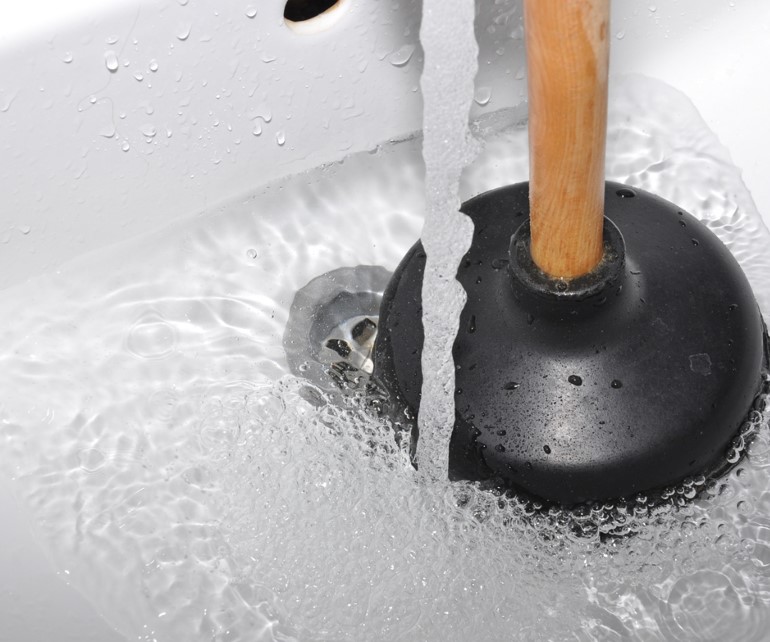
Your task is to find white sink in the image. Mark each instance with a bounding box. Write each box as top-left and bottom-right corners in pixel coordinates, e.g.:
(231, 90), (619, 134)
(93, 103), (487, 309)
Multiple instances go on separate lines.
(1, 1), (769, 640)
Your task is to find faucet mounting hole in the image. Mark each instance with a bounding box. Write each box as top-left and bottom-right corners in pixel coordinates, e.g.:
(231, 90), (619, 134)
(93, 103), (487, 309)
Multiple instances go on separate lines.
(284, 0), (348, 33)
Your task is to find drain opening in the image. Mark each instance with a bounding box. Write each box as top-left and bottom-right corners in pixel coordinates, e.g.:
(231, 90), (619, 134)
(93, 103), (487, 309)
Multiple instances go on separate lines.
(284, 0), (345, 30)
(283, 265), (391, 390)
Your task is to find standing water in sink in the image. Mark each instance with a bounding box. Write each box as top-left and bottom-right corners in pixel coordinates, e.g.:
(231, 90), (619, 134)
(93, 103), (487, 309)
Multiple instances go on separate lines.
(0, 74), (769, 642)
(1, 28), (770, 642)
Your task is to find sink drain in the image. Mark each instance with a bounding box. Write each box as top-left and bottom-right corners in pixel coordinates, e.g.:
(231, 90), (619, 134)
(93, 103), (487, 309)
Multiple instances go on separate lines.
(283, 265), (392, 389)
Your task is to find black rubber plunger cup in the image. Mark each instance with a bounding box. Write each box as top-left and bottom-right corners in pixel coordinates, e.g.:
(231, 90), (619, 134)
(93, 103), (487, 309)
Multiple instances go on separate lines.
(372, 0), (769, 506)
(374, 182), (769, 505)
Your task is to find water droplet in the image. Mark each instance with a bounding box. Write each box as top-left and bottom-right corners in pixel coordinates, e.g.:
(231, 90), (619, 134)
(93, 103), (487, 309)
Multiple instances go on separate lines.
(105, 34), (119, 45)
(474, 86), (492, 106)
(494, 444), (506, 453)
(728, 303), (739, 312)
(133, 72), (144, 81)
(62, 52), (74, 63)
(252, 123), (262, 136)
(616, 187), (636, 198)
(689, 353), (712, 376)
(648, 5), (657, 12)
(245, 6), (257, 18)
(149, 59), (159, 72)
(615, 29), (625, 40)
(388, 44), (416, 67)
(250, 105), (272, 123)
(126, 312), (177, 359)
(177, 24), (192, 41)
(568, 375), (583, 386)
(276, 131), (286, 146)
(141, 124), (157, 138)
(611, 379), (623, 389)
(121, 140), (131, 152)
(503, 382), (519, 391)
(543, 445), (551, 454)
(19, 225), (31, 235)
(246, 249), (257, 260)
(691, 238), (700, 247)
(104, 51), (119, 73)
(468, 315), (476, 334)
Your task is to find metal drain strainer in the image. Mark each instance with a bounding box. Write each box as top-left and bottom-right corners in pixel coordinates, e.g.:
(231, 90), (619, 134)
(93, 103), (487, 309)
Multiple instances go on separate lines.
(283, 265), (392, 389)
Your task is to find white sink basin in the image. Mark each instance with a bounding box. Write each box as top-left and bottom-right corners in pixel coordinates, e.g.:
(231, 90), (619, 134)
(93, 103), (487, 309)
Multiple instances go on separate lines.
(1, 1), (769, 640)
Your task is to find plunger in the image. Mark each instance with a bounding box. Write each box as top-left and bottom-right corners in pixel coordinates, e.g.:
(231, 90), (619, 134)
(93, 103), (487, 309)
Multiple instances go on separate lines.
(373, 0), (769, 506)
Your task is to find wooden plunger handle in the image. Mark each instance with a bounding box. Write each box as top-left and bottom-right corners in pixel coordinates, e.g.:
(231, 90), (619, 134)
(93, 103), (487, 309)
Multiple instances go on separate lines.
(524, 0), (610, 279)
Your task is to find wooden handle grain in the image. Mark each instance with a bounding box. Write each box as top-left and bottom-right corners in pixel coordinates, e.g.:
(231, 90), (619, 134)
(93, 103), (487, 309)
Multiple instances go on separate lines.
(524, 0), (610, 278)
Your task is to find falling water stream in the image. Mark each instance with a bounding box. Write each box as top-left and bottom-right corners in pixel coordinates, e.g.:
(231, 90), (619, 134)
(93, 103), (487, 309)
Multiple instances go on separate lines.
(415, 0), (478, 480)
(1, 7), (770, 642)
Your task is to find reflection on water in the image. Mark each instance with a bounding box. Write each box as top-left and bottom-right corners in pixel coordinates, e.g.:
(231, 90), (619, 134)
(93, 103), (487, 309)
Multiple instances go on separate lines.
(0, 76), (769, 641)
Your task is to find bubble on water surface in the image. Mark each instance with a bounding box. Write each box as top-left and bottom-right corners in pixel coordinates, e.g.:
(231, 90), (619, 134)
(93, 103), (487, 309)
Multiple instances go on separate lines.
(125, 312), (177, 359)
